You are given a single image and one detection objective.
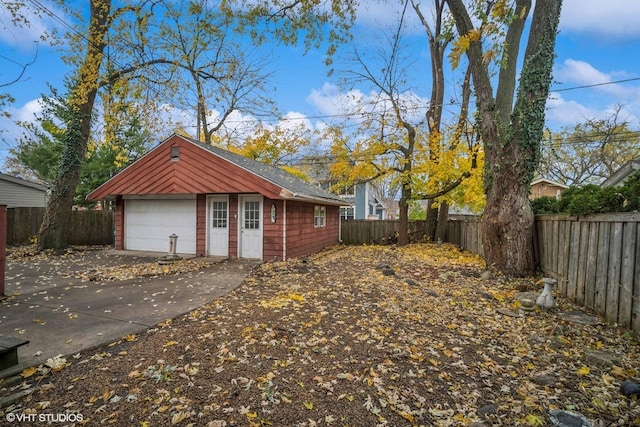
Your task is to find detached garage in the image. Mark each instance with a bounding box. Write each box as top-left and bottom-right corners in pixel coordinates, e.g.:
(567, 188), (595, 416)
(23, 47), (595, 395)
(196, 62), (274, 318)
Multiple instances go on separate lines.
(123, 198), (197, 254)
(87, 134), (349, 260)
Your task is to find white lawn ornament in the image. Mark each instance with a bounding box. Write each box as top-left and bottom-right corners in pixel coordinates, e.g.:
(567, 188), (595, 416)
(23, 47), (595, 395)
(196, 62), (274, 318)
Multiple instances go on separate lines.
(537, 278), (557, 309)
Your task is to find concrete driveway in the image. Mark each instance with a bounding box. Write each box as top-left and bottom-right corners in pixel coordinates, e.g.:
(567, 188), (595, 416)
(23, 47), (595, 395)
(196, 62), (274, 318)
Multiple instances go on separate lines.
(0, 249), (258, 375)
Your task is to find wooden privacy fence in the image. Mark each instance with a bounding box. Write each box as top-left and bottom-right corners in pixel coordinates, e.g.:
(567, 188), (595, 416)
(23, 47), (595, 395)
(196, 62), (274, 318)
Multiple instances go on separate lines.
(344, 214), (640, 332)
(536, 213), (640, 332)
(445, 215), (483, 255)
(340, 220), (427, 245)
(6, 207), (114, 246)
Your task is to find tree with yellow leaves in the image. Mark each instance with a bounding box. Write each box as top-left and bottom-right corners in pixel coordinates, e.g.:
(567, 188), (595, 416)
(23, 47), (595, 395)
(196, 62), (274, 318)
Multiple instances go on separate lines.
(329, 1), (482, 245)
(3, 0), (357, 251)
(411, 0), (482, 241)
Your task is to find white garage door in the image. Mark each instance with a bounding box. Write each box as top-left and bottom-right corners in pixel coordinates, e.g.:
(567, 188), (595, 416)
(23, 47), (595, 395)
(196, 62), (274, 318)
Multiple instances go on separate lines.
(124, 199), (197, 254)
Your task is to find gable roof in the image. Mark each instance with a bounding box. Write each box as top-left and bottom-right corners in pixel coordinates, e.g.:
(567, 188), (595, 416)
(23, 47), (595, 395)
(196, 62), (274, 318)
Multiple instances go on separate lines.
(88, 134), (348, 206)
(531, 178), (569, 189)
(601, 158), (640, 187)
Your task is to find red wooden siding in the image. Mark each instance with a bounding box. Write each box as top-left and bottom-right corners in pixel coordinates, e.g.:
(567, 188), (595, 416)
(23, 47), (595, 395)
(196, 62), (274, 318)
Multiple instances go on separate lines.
(196, 195), (206, 257)
(263, 198), (285, 260)
(115, 196), (124, 250)
(229, 194), (239, 258)
(88, 135), (284, 201)
(285, 202), (340, 259)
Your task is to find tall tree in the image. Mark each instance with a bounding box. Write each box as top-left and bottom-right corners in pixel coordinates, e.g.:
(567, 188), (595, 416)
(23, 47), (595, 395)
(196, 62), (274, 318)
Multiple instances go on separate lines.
(446, 0), (562, 276)
(152, 2), (275, 144)
(411, 0), (472, 241)
(38, 0), (111, 251)
(223, 123), (312, 167)
(329, 2), (425, 246)
(538, 106), (640, 186)
(4, 0), (355, 251)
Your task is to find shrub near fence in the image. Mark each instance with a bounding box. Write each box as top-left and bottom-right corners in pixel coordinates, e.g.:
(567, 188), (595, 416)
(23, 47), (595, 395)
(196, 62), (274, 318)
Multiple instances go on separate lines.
(6, 207), (114, 246)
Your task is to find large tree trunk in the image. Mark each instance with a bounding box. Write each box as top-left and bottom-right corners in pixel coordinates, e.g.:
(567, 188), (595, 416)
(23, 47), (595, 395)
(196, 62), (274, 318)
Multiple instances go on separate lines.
(38, 131), (85, 251)
(435, 201), (449, 243)
(447, 0), (561, 276)
(397, 184), (411, 246)
(37, 0), (111, 252)
(482, 163), (535, 275)
(424, 199), (438, 241)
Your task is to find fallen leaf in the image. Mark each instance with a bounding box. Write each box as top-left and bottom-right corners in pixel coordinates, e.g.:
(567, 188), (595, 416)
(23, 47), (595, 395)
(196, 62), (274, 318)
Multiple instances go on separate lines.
(21, 366), (37, 378)
(577, 366), (590, 377)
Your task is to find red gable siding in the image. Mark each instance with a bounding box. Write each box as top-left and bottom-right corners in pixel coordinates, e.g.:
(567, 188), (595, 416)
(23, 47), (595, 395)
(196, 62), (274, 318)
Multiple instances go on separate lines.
(88, 135), (284, 200)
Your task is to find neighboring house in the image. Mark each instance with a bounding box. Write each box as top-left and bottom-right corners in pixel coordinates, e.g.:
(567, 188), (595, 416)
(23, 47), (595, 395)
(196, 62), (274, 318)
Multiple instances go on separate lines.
(601, 158), (640, 187)
(530, 178), (568, 200)
(87, 134), (348, 261)
(0, 173), (48, 208)
(336, 182), (388, 220)
(299, 159), (387, 220)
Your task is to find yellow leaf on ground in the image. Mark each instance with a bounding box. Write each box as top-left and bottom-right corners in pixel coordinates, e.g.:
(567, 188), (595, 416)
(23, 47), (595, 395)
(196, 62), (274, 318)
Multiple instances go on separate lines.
(22, 366), (37, 378)
(577, 366), (590, 377)
(304, 401), (314, 410)
(289, 293), (304, 302)
(525, 414), (544, 426)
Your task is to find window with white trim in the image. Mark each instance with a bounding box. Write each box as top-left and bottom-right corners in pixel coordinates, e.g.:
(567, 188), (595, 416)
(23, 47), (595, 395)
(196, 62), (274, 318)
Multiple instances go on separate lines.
(314, 205), (326, 228)
(340, 206), (354, 220)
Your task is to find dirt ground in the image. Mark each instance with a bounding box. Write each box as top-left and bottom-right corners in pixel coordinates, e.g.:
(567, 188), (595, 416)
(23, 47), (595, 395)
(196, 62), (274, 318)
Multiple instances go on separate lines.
(1, 243), (639, 426)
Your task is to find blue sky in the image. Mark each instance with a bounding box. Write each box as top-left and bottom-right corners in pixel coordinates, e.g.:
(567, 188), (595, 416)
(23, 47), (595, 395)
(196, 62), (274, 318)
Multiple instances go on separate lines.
(1, 0), (640, 165)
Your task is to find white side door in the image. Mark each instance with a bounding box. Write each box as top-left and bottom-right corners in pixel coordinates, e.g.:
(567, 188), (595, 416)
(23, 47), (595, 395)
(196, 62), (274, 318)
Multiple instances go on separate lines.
(207, 195), (229, 257)
(239, 195), (263, 259)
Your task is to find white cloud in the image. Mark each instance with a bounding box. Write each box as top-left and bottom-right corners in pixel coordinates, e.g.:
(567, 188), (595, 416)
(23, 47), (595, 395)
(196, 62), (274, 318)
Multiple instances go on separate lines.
(545, 93), (595, 127)
(306, 83), (361, 117)
(560, 0), (640, 39)
(306, 82), (428, 124)
(546, 92), (640, 130)
(0, 98), (45, 164)
(553, 60), (640, 112)
(553, 59), (631, 97)
(277, 111), (314, 132)
(554, 59), (611, 87)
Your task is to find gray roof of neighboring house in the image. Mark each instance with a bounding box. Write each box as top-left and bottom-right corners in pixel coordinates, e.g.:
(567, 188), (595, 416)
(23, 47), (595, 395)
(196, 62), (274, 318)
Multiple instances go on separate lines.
(601, 158), (640, 187)
(0, 173), (49, 192)
(0, 172), (49, 208)
(185, 136), (348, 206)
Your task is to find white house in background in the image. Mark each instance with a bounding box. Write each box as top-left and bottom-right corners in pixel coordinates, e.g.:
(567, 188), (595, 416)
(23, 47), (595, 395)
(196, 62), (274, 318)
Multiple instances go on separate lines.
(0, 173), (48, 208)
(601, 158), (640, 187)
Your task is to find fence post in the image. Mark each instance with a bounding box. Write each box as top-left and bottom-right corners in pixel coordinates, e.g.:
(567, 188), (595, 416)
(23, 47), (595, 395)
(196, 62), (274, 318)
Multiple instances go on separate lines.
(0, 204), (6, 299)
